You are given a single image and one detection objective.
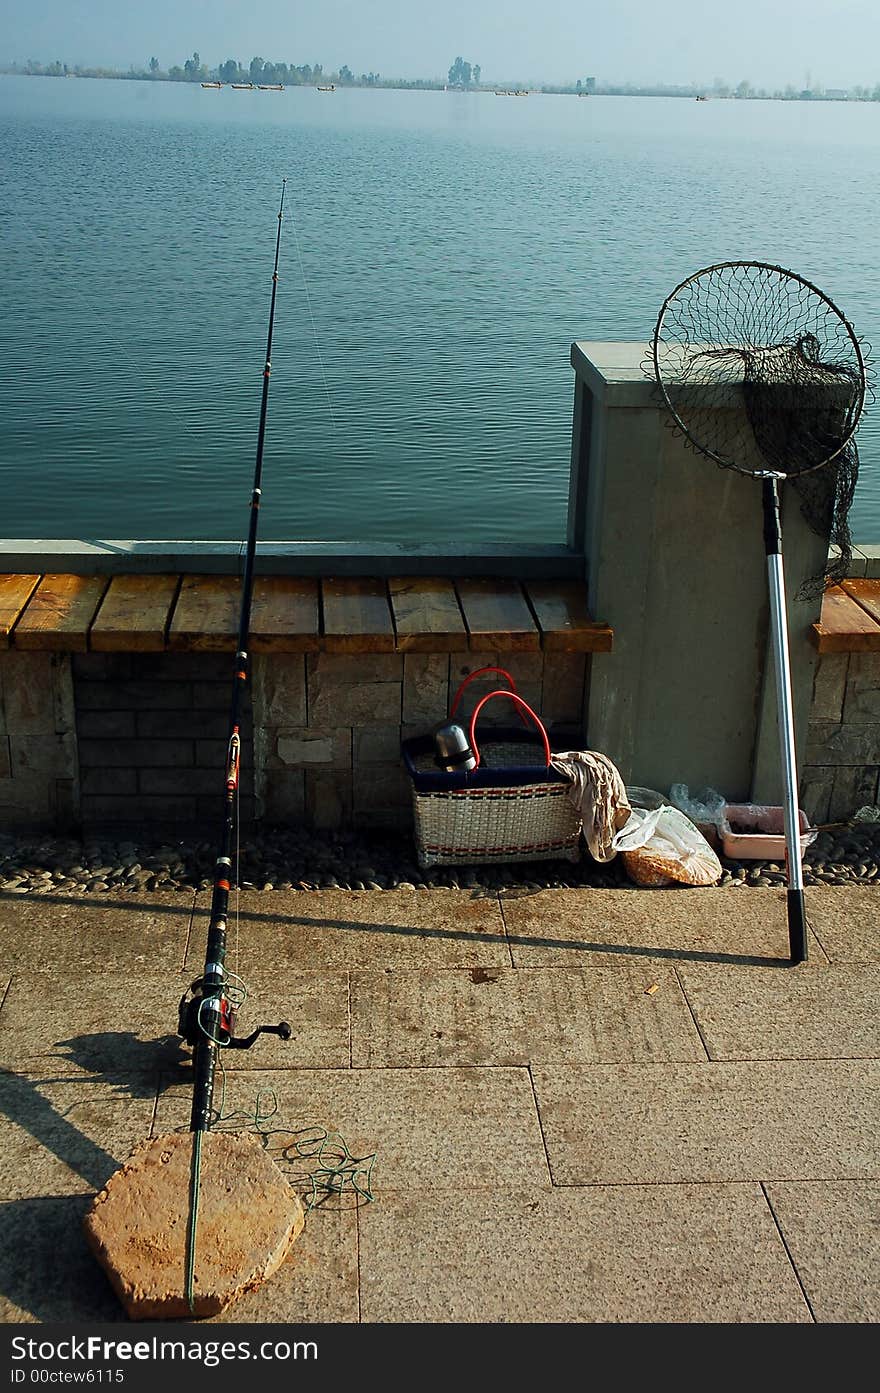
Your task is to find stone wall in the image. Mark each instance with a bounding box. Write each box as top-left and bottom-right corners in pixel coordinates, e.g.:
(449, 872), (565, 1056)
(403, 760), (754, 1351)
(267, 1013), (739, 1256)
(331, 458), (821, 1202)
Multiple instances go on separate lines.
(798, 545), (880, 825)
(253, 650), (587, 831)
(71, 654), (254, 830)
(801, 652), (880, 824)
(0, 627), (876, 835)
(0, 647), (587, 834)
(0, 651), (79, 830)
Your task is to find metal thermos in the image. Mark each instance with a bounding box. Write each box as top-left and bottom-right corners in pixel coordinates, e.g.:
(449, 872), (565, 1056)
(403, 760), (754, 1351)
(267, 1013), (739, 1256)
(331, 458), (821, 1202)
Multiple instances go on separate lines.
(432, 720), (476, 772)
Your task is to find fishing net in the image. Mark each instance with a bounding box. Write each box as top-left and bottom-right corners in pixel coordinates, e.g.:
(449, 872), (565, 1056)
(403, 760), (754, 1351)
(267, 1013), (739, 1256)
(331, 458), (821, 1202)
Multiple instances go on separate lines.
(651, 261), (867, 587)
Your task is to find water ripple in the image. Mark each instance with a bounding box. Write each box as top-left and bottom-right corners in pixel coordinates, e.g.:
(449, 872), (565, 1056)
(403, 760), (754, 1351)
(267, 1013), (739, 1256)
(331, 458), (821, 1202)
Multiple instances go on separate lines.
(0, 78), (878, 541)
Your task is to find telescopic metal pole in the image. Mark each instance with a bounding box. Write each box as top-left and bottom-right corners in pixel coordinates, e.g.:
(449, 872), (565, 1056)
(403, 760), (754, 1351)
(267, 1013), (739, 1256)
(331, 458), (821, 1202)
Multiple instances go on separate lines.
(761, 474), (808, 965)
(189, 179), (287, 1132)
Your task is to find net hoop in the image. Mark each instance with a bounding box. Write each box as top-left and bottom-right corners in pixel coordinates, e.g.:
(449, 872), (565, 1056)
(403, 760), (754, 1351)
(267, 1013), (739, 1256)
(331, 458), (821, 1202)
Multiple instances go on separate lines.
(651, 259), (867, 479)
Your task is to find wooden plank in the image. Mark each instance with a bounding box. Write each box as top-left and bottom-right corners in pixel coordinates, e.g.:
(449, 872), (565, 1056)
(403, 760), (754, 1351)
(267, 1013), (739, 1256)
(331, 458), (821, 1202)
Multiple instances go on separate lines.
(455, 578), (540, 652)
(321, 578), (395, 653)
(524, 579), (614, 653)
(13, 574), (108, 651)
(811, 585), (880, 653)
(389, 576), (468, 652)
(251, 577), (320, 653)
(90, 575), (181, 652)
(168, 575), (240, 652)
(0, 575), (41, 648)
(842, 578), (880, 628)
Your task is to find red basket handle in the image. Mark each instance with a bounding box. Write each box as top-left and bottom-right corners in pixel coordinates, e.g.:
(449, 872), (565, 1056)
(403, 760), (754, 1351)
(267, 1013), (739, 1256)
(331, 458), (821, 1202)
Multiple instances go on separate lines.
(468, 691), (551, 769)
(450, 666), (530, 727)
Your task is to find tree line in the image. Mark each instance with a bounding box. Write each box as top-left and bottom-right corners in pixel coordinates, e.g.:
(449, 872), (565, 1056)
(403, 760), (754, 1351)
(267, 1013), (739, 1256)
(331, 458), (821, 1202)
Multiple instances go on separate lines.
(6, 53), (404, 88)
(5, 55), (880, 102)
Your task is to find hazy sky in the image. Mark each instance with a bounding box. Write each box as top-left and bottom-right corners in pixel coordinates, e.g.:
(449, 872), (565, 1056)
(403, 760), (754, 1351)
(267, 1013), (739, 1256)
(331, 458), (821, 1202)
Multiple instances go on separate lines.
(3, 0), (878, 89)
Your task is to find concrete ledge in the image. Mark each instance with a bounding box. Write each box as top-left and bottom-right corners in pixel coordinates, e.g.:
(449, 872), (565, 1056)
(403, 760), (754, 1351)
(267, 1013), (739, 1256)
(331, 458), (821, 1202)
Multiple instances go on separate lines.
(571, 341), (657, 408)
(0, 541), (585, 579)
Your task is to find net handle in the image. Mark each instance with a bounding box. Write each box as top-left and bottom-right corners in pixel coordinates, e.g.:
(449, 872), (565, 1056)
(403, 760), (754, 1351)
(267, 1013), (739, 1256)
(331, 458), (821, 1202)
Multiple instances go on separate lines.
(468, 692), (551, 769)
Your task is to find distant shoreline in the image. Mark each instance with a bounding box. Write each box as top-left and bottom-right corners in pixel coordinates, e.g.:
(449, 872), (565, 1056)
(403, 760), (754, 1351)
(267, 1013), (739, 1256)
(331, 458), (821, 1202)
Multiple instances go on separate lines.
(1, 65), (876, 103)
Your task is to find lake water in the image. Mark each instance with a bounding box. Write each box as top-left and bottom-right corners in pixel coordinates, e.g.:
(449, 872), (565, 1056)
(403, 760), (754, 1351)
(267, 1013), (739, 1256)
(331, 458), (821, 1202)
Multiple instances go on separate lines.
(1, 74), (879, 544)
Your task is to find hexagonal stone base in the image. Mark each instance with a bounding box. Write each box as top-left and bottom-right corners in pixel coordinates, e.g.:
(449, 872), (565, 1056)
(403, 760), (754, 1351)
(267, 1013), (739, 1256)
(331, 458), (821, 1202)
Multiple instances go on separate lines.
(84, 1131), (305, 1320)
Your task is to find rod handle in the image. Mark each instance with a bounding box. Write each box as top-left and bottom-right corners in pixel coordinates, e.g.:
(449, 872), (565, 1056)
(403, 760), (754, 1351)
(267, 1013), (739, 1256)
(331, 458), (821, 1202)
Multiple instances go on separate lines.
(787, 888), (808, 965)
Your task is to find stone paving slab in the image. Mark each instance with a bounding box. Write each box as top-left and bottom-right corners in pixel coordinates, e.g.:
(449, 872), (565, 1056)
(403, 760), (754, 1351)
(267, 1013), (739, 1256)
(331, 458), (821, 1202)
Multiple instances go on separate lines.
(200, 1207), (359, 1324)
(155, 1067), (550, 1190)
(0, 971), (192, 1080)
(0, 890), (194, 972)
(0, 1071), (157, 1200)
(350, 965), (705, 1068)
(532, 1060), (880, 1185)
(764, 1180), (880, 1323)
(500, 888), (829, 966)
(205, 966), (350, 1071)
(188, 890), (510, 970)
(805, 887), (880, 962)
(0, 968), (349, 1076)
(0, 885), (876, 1324)
(678, 964), (880, 1060)
(357, 1184), (811, 1323)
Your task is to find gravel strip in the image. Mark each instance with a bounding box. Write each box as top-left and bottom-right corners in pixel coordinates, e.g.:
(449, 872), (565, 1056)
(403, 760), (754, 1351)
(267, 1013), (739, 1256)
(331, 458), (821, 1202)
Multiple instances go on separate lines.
(0, 821), (878, 895)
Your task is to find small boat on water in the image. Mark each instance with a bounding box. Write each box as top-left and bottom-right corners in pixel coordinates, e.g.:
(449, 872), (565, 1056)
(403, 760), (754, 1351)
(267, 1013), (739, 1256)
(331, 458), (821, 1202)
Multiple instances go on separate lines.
(231, 82), (254, 90)
(258, 84), (284, 91)
(201, 81), (222, 89)
(316, 84), (336, 91)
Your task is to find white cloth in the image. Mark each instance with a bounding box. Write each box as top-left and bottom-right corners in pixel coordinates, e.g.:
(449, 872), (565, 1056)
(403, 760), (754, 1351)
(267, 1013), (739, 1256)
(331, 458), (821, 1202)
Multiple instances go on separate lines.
(550, 750), (632, 863)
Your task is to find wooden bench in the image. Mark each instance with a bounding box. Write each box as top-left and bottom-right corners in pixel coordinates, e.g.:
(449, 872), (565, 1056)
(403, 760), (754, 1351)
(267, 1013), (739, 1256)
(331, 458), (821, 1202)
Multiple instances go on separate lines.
(0, 574), (613, 656)
(811, 580), (880, 653)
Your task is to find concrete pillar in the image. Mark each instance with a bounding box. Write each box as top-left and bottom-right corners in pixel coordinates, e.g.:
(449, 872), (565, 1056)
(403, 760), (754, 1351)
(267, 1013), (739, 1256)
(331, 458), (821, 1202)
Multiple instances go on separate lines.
(572, 341), (828, 801)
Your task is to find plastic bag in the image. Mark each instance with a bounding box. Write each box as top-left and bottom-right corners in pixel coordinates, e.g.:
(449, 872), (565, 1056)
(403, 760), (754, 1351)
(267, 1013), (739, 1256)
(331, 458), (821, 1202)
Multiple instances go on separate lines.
(618, 805), (722, 888)
(668, 784), (726, 851)
(626, 786), (667, 812)
(612, 805), (666, 852)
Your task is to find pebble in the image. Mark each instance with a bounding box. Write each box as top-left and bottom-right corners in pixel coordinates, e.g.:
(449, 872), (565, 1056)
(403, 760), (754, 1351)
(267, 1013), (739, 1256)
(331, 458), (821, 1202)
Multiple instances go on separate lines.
(0, 819), (879, 898)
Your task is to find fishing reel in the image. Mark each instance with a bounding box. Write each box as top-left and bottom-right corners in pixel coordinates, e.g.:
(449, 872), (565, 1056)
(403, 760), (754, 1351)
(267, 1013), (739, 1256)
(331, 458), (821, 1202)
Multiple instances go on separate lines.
(178, 978), (292, 1051)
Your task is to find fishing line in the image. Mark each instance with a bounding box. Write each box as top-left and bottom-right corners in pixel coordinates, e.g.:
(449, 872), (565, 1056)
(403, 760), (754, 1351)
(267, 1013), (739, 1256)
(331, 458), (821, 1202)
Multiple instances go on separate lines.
(185, 1035), (377, 1212)
(288, 210), (338, 430)
(210, 1077), (377, 1211)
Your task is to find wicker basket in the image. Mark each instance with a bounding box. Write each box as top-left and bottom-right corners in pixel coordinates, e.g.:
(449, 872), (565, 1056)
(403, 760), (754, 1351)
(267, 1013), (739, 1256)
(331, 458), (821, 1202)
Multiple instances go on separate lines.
(402, 689), (581, 868)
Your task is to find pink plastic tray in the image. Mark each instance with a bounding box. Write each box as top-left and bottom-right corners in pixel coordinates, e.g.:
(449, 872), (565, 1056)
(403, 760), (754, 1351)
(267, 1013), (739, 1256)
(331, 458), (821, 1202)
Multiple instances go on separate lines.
(719, 804), (815, 861)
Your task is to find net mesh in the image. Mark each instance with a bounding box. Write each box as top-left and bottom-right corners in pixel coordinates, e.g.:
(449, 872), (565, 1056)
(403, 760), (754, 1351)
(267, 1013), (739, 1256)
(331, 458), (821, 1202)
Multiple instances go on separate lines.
(651, 261), (867, 586)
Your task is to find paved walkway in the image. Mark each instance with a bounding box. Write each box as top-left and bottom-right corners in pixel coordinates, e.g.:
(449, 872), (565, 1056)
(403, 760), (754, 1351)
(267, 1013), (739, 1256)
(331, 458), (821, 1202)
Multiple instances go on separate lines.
(1, 884), (877, 1323)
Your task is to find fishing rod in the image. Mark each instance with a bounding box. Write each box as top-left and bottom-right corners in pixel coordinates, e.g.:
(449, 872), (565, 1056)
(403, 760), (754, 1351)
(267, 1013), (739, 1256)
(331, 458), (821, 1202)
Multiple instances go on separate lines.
(178, 180), (292, 1129)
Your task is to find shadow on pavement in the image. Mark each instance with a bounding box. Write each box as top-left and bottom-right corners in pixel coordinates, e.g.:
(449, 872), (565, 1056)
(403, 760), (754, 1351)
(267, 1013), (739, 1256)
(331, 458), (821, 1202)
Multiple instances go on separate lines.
(0, 1193), (123, 1322)
(51, 1032), (191, 1092)
(0, 889), (792, 967)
